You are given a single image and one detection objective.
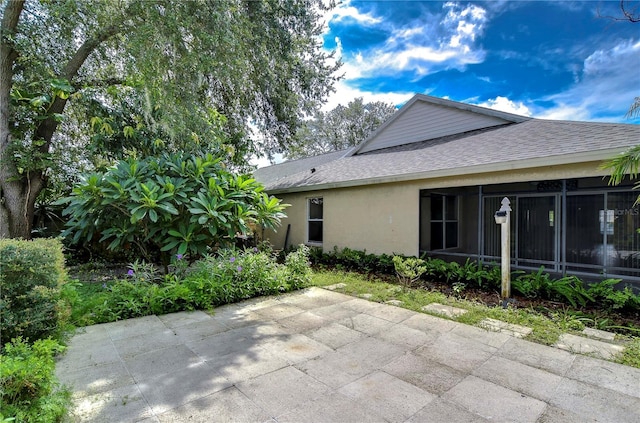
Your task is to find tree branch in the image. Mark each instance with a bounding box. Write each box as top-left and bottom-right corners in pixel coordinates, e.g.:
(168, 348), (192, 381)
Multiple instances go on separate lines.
(34, 24), (123, 146)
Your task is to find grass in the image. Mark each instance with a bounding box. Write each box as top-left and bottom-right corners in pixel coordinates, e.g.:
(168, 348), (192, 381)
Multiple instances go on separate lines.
(310, 269), (639, 368)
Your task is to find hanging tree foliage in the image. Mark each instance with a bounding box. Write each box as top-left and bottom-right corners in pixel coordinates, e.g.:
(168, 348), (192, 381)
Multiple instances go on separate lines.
(0, 0), (339, 239)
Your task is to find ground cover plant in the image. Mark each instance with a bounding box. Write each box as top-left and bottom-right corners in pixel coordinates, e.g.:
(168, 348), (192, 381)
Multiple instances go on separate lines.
(66, 245), (311, 326)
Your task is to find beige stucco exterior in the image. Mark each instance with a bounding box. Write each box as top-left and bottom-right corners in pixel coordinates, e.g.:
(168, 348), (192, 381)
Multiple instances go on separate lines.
(262, 160), (608, 256)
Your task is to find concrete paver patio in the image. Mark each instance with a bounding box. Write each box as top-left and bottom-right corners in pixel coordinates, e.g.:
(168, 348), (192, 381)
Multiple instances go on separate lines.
(56, 287), (640, 422)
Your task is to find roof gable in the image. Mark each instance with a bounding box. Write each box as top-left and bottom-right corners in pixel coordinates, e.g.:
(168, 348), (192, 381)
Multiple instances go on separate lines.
(351, 94), (530, 155)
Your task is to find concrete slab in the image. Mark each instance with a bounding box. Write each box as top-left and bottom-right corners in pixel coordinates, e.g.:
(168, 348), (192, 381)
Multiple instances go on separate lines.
(307, 302), (361, 321)
(338, 371), (435, 423)
(277, 392), (386, 423)
(422, 302), (468, 318)
(252, 303), (305, 321)
(337, 313), (395, 335)
(323, 283), (346, 291)
(451, 322), (512, 349)
(65, 384), (152, 423)
(202, 347), (289, 385)
(442, 375), (547, 423)
(276, 310), (330, 333)
(582, 327), (616, 341)
(377, 322), (440, 349)
(406, 398), (489, 423)
(254, 333), (333, 364)
(305, 322), (366, 350)
(361, 301), (417, 323)
(479, 318), (533, 338)
(122, 344), (204, 383)
(554, 333), (624, 360)
(57, 361), (135, 398)
(236, 366), (330, 417)
(157, 310), (213, 329)
(537, 406), (598, 423)
(402, 312), (458, 333)
(414, 331), (497, 373)
(550, 378), (640, 423)
(155, 386), (269, 423)
(472, 355), (564, 402)
(55, 338), (120, 373)
(169, 318), (231, 343)
(103, 315), (167, 341)
(138, 362), (232, 415)
(385, 299), (403, 306)
(565, 355), (640, 399)
(497, 337), (576, 375)
(112, 329), (182, 358)
(382, 352), (467, 395)
(278, 287), (351, 309)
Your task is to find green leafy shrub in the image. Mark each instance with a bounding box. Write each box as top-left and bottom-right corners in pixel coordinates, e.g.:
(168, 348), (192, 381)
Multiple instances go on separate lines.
(0, 238), (70, 347)
(392, 255), (427, 287)
(75, 245), (310, 324)
(60, 153), (288, 261)
(586, 279), (640, 312)
(0, 338), (70, 422)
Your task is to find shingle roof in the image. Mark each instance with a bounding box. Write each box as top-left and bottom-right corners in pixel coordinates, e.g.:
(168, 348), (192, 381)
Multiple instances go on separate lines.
(255, 118), (640, 193)
(253, 149), (349, 186)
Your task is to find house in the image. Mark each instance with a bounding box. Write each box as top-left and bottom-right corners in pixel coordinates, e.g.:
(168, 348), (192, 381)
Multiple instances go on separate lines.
(254, 94), (640, 282)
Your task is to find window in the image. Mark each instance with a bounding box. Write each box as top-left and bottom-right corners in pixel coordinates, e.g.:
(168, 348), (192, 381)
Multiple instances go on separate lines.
(431, 194), (458, 249)
(308, 197), (323, 243)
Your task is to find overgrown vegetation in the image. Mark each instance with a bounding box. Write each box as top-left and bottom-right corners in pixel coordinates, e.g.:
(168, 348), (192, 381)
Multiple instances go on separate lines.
(66, 245), (311, 326)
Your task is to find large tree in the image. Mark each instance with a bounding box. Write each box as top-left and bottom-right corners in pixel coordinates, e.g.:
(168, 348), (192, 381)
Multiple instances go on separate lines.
(0, 0), (338, 238)
(287, 97), (397, 159)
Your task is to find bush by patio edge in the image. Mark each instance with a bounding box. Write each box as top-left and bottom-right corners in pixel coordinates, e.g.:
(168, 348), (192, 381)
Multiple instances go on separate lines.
(84, 245), (311, 324)
(0, 337), (70, 423)
(0, 238), (70, 348)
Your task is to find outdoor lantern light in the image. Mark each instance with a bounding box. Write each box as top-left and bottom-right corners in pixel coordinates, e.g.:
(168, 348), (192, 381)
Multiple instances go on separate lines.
(494, 210), (507, 224)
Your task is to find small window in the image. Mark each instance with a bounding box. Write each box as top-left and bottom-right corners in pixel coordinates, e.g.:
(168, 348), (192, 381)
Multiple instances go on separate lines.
(430, 194), (458, 249)
(308, 197), (323, 243)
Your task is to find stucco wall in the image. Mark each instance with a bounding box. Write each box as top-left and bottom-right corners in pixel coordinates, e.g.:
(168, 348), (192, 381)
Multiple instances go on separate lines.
(261, 161), (608, 256)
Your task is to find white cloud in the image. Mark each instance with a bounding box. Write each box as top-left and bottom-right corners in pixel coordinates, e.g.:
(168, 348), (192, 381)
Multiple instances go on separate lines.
(327, 4), (381, 25)
(475, 96), (532, 116)
(326, 2), (488, 82)
(538, 39), (640, 122)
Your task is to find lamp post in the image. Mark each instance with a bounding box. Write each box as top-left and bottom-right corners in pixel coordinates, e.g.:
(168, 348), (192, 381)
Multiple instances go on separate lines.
(494, 197), (512, 309)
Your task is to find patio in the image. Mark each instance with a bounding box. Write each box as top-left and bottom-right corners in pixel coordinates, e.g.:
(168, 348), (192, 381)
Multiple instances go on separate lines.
(56, 287), (640, 422)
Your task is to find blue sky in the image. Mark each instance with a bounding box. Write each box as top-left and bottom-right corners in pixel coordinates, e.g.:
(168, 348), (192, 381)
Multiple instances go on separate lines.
(320, 0), (640, 123)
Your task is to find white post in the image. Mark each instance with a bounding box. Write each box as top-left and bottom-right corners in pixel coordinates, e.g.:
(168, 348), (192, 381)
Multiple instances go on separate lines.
(499, 197), (511, 308)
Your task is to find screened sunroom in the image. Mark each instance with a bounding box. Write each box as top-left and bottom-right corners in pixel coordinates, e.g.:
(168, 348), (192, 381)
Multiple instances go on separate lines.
(420, 177), (640, 282)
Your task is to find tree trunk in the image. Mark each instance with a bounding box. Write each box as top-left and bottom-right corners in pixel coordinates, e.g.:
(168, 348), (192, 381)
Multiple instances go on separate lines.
(0, 0), (26, 238)
(0, 0), (120, 238)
